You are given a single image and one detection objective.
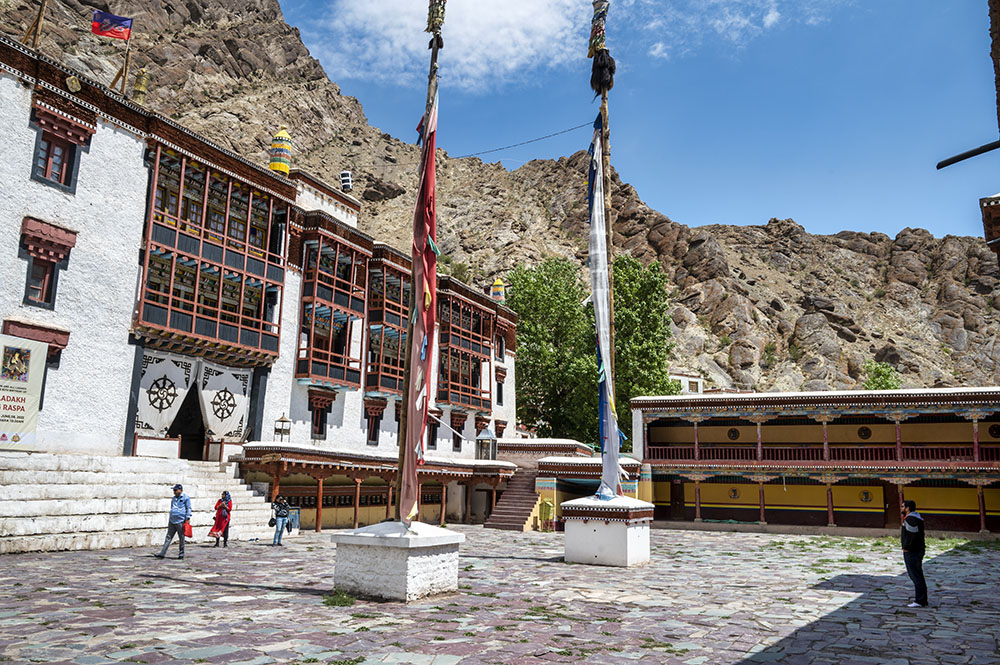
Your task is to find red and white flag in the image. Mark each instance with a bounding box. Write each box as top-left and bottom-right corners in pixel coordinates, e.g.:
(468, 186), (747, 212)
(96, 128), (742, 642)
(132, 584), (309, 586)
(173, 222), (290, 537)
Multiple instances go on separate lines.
(400, 93), (439, 525)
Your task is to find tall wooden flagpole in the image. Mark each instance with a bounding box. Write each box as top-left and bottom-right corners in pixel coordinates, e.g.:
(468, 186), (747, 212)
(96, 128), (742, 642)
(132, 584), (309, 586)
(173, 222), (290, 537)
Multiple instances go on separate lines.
(590, 1), (616, 374)
(396, 0), (445, 522)
(21, 0), (49, 48)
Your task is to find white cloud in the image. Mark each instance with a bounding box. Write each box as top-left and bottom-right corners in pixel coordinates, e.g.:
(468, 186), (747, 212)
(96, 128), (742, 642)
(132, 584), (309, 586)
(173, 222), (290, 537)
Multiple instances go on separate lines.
(309, 0), (589, 92)
(301, 0), (850, 91)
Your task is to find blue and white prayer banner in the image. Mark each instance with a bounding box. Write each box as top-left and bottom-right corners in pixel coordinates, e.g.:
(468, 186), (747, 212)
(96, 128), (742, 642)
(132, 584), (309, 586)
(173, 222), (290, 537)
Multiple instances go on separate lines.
(587, 114), (622, 499)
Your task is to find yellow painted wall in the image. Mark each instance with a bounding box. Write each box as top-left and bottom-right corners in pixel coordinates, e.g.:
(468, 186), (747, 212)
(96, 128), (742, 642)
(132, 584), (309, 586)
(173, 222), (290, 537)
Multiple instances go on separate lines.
(987, 488), (1000, 514)
(831, 486), (884, 513)
(682, 482), (757, 508)
(904, 487), (982, 516)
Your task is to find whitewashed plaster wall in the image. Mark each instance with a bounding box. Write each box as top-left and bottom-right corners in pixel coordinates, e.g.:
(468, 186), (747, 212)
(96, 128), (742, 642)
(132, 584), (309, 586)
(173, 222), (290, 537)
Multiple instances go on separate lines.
(493, 348), (517, 435)
(294, 183), (358, 227)
(632, 407), (644, 460)
(0, 73), (147, 456)
(260, 268), (302, 441)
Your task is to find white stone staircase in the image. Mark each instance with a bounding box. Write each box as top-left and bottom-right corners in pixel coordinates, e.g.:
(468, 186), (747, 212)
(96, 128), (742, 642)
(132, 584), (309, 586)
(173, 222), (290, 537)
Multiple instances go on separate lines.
(0, 451), (288, 554)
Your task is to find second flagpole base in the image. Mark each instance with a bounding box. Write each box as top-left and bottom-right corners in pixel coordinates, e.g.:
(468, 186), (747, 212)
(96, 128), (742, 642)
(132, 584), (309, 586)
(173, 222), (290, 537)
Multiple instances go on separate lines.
(561, 495), (654, 567)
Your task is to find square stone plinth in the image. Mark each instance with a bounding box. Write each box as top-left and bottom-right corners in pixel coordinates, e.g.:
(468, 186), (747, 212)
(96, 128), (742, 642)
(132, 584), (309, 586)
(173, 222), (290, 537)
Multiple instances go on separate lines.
(330, 521), (465, 602)
(561, 495), (654, 567)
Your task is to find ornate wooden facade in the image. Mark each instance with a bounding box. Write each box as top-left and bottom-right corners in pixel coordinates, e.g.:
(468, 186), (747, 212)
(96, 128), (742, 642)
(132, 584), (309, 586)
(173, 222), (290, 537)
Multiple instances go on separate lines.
(137, 145), (293, 365)
(634, 389), (1000, 532)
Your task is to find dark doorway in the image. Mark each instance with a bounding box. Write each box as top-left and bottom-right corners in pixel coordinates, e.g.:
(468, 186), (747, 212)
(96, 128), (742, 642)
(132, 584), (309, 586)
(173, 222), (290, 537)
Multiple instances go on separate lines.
(168, 387), (205, 460)
(670, 478), (685, 520)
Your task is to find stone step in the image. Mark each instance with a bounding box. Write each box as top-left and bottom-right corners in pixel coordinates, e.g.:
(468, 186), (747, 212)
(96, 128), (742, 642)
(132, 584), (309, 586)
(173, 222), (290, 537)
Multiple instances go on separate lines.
(15, 496), (272, 517)
(0, 525), (281, 555)
(2, 508), (275, 537)
(0, 470), (254, 486)
(0, 483), (261, 502)
(0, 452), (231, 474)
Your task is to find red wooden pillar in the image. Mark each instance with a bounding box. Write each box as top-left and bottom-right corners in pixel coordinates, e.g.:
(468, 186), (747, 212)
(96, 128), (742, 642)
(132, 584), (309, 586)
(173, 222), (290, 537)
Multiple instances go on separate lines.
(464, 482), (472, 524)
(822, 420), (830, 462)
(895, 420), (903, 462)
(417, 482), (424, 522)
(693, 422), (700, 461)
(440, 481), (447, 526)
(978, 485), (988, 533)
(756, 422), (763, 462)
(826, 484), (835, 527)
(694, 480), (702, 522)
(385, 483), (393, 521)
(897, 483), (905, 513)
(353, 477), (362, 529)
(973, 418), (981, 463)
(490, 485), (497, 518)
(270, 463), (282, 502)
(315, 478), (324, 532)
(758, 481), (766, 525)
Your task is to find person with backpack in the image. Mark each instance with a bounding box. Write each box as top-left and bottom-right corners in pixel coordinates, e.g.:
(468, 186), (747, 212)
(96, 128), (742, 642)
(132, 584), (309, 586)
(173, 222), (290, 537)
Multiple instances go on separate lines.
(271, 495), (290, 546)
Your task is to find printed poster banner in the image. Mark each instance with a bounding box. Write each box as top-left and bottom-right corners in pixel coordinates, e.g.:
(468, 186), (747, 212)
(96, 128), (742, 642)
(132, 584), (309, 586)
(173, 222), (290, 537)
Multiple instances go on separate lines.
(197, 359), (251, 442)
(0, 333), (48, 450)
(135, 349), (197, 437)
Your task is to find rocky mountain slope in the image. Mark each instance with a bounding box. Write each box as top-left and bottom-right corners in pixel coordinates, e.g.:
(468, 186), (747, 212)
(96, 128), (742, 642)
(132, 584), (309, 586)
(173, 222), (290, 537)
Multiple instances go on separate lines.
(5, 0), (1000, 390)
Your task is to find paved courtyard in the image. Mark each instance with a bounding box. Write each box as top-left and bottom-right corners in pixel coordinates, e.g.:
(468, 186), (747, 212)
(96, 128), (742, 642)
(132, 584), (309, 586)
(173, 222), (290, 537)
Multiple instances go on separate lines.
(0, 526), (998, 665)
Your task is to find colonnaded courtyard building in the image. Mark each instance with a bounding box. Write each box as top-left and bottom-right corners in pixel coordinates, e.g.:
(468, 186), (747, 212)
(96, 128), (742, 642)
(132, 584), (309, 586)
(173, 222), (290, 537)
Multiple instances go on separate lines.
(2, 32), (1000, 556)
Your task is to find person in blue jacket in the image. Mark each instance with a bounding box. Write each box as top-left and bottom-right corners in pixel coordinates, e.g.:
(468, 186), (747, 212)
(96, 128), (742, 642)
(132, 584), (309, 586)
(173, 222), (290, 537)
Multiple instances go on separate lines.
(155, 484), (191, 560)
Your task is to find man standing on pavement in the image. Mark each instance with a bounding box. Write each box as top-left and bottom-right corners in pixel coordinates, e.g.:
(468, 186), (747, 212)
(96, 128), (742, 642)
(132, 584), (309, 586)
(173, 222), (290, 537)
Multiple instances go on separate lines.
(900, 499), (928, 608)
(155, 484), (191, 560)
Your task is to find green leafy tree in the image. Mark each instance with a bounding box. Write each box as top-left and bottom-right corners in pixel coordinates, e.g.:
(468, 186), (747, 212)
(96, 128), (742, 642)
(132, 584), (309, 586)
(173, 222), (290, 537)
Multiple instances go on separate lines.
(612, 254), (681, 447)
(506, 255), (680, 449)
(862, 360), (902, 390)
(506, 258), (597, 442)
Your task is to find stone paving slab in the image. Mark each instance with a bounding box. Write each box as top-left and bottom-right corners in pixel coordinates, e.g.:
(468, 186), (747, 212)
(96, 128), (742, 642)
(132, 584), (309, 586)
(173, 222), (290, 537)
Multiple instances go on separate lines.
(0, 527), (998, 664)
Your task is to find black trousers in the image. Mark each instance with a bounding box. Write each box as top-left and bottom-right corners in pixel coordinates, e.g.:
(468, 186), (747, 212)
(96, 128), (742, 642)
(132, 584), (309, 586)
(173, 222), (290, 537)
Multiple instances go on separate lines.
(215, 524), (229, 543)
(903, 551), (928, 606)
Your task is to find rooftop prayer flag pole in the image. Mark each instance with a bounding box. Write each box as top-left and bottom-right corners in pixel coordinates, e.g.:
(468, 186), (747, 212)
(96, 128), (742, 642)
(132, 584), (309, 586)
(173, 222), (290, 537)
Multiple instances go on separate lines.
(21, 0), (49, 48)
(396, 0), (445, 526)
(94, 10), (135, 95)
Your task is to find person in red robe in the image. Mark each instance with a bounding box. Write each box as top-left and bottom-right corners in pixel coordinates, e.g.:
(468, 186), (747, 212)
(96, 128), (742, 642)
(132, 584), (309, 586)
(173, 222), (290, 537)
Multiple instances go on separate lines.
(209, 491), (232, 547)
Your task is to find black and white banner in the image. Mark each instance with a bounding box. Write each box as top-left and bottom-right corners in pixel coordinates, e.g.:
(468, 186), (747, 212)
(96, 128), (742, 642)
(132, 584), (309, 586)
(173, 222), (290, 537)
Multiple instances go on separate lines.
(197, 359), (252, 441)
(135, 349), (197, 436)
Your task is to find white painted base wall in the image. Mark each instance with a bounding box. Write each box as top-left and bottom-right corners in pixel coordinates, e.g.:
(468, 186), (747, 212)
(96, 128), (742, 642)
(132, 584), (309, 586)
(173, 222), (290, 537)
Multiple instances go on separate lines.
(331, 521), (464, 601)
(561, 496), (653, 567)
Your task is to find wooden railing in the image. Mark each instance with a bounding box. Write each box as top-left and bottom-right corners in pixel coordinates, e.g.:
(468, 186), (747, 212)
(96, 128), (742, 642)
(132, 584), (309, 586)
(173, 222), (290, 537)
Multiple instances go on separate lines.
(646, 443), (995, 464)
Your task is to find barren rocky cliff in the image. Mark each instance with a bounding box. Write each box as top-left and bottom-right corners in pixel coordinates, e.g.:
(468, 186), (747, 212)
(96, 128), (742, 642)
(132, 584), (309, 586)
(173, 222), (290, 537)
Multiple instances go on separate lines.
(6, 0), (1000, 390)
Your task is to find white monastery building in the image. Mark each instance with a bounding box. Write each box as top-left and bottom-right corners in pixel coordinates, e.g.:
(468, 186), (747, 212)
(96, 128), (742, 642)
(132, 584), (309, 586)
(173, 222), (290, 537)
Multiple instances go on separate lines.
(0, 34), (523, 540)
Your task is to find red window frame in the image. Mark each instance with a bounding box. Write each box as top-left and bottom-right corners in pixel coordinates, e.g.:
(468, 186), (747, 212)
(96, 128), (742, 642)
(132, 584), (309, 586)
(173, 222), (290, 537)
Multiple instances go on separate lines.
(34, 133), (73, 186)
(27, 259), (55, 304)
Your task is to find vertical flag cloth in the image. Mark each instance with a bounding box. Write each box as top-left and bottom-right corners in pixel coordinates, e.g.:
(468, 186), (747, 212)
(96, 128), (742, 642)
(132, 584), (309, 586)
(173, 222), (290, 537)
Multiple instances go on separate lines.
(91, 11), (133, 40)
(587, 113), (622, 499)
(400, 92), (440, 525)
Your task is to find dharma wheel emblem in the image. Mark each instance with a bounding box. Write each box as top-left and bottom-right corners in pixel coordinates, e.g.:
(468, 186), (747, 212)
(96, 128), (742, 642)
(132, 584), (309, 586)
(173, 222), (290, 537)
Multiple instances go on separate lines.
(211, 388), (237, 420)
(727, 428), (740, 440)
(729, 487), (740, 499)
(147, 377), (178, 412)
(989, 424), (1000, 439)
(857, 426), (872, 440)
(859, 490), (873, 503)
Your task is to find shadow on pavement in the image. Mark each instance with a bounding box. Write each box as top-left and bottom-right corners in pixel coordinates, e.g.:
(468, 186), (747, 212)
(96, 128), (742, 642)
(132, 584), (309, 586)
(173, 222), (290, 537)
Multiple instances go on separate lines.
(732, 548), (1000, 664)
(139, 572), (331, 597)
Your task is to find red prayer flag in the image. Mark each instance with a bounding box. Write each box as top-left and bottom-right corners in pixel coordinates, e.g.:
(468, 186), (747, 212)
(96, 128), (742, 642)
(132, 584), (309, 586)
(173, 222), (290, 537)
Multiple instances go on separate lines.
(91, 10), (133, 40)
(400, 93), (439, 525)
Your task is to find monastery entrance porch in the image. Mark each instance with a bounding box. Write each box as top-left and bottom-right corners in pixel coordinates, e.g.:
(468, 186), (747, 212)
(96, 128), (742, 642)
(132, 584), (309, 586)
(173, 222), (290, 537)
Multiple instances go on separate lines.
(233, 444), (516, 530)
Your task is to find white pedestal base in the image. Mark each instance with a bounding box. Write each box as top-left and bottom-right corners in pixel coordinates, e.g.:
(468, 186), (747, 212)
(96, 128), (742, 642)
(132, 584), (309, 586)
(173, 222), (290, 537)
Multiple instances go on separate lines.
(561, 495), (653, 567)
(330, 521), (465, 602)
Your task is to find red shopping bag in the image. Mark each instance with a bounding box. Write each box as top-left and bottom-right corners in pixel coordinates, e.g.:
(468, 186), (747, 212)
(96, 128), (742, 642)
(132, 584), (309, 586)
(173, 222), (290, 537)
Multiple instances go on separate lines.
(183, 521), (193, 538)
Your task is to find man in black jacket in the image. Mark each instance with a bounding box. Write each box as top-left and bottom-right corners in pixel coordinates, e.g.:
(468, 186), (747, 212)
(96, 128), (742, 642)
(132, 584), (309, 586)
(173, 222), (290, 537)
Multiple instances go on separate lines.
(900, 499), (928, 607)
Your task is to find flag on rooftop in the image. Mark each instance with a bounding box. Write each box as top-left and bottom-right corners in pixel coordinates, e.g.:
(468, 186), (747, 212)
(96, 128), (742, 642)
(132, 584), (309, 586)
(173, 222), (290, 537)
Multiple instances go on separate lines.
(91, 11), (133, 40)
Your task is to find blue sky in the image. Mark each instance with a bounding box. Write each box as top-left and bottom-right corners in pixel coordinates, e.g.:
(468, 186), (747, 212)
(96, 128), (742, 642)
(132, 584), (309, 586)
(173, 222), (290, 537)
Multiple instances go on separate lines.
(277, 0), (998, 240)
